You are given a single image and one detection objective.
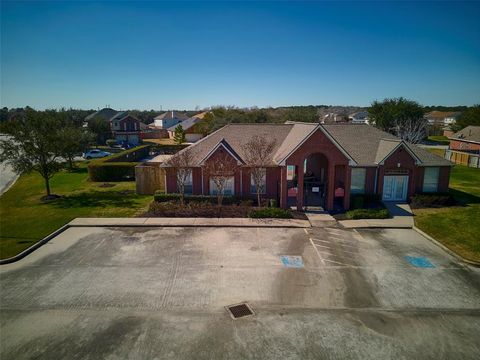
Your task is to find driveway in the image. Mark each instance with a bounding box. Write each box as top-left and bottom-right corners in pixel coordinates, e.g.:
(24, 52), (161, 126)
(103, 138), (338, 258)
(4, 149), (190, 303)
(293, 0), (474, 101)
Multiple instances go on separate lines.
(1, 226), (479, 359)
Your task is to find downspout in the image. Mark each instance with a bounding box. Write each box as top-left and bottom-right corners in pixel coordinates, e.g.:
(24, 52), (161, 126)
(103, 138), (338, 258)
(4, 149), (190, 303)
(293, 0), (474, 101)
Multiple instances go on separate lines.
(164, 168), (168, 194)
(240, 168), (243, 197)
(201, 168), (204, 195)
(374, 166), (379, 194)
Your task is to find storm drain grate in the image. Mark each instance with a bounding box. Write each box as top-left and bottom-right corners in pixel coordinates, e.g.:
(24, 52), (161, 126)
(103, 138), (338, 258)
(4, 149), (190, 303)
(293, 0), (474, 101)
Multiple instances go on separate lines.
(225, 303), (255, 319)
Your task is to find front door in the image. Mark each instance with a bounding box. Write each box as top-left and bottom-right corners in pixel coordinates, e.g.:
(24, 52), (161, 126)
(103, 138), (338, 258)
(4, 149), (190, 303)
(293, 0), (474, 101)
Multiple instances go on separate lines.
(382, 176), (408, 201)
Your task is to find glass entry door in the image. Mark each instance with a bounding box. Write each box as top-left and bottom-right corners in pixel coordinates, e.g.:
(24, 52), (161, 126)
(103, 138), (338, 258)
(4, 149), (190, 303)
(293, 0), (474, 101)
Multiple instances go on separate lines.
(382, 176), (408, 201)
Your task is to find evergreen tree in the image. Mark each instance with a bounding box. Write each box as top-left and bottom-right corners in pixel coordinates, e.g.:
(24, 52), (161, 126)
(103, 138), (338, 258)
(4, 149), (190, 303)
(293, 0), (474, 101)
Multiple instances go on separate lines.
(173, 124), (186, 144)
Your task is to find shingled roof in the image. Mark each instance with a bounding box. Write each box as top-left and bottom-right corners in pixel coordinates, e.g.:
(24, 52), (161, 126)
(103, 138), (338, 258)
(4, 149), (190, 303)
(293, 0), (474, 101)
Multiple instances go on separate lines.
(449, 126), (480, 144)
(85, 108), (118, 122)
(169, 123), (452, 167)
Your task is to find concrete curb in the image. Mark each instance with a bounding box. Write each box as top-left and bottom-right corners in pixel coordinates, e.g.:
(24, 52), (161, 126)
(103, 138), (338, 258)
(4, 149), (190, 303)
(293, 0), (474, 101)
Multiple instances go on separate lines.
(0, 224), (70, 265)
(0, 217), (310, 265)
(412, 226), (480, 268)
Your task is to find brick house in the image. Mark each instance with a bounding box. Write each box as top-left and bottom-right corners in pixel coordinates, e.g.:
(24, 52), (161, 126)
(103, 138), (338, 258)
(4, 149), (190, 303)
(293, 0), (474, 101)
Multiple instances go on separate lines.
(163, 123), (453, 211)
(448, 126), (480, 153)
(110, 111), (142, 146)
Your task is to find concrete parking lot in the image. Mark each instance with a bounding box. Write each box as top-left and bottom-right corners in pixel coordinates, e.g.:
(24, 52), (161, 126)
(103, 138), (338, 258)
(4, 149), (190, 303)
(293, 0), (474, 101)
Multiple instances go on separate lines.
(1, 226), (480, 359)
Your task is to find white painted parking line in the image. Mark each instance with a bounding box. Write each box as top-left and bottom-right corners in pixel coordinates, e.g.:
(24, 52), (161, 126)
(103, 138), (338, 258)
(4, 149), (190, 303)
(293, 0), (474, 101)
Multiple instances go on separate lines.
(309, 237), (326, 266)
(311, 238), (358, 249)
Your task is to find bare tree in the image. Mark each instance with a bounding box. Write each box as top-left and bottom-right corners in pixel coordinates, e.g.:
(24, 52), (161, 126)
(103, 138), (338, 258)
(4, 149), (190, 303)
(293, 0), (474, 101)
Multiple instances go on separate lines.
(242, 135), (277, 206)
(202, 152), (239, 206)
(391, 117), (428, 144)
(166, 148), (195, 205)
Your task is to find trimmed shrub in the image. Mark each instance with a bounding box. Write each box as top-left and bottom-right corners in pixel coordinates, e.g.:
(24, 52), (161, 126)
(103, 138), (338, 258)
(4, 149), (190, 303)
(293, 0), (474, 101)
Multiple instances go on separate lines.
(410, 193), (456, 209)
(106, 145), (150, 163)
(87, 145), (150, 182)
(351, 194), (382, 209)
(88, 162), (136, 182)
(345, 208), (389, 220)
(352, 196), (364, 209)
(248, 207), (293, 219)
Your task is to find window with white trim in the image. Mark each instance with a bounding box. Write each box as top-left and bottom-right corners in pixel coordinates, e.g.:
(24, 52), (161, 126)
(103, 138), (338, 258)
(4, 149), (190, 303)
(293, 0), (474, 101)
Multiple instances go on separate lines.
(250, 168), (266, 194)
(209, 177), (234, 195)
(423, 167), (439, 192)
(350, 168), (366, 194)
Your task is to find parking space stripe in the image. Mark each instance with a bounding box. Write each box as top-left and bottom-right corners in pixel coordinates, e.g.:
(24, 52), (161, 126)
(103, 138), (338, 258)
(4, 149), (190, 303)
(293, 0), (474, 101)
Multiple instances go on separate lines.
(309, 237), (326, 265)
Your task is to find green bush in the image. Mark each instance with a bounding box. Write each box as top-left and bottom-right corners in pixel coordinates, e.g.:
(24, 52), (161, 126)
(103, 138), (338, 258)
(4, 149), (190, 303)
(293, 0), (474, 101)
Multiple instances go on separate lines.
(352, 196), (364, 209)
(351, 194), (382, 209)
(410, 193), (456, 209)
(248, 207), (293, 219)
(345, 208), (389, 219)
(87, 145), (150, 182)
(88, 162), (136, 182)
(106, 145), (150, 163)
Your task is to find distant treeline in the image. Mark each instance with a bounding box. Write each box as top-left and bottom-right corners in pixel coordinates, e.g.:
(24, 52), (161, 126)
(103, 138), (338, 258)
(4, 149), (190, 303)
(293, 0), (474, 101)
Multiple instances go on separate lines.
(0, 104), (474, 130)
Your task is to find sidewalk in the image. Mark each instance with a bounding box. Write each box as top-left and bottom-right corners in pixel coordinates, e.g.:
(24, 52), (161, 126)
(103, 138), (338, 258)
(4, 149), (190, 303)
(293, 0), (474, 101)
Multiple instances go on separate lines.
(338, 203), (414, 229)
(68, 217), (311, 228)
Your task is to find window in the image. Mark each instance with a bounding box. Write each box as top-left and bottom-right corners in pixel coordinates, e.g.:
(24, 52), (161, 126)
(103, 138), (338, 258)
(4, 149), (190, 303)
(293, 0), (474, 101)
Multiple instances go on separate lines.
(350, 168), (366, 194)
(287, 165), (295, 180)
(423, 167), (439, 192)
(210, 177), (234, 195)
(250, 168), (266, 194)
(184, 170), (193, 194)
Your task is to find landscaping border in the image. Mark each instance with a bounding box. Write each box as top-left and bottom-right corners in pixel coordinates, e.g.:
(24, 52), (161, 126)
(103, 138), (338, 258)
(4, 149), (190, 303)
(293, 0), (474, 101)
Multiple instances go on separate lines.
(412, 225), (480, 267)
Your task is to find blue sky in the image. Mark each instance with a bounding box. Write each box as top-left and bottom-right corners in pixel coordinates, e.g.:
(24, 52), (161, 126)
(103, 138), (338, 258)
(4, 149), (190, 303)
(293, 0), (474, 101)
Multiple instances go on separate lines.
(1, 1), (479, 110)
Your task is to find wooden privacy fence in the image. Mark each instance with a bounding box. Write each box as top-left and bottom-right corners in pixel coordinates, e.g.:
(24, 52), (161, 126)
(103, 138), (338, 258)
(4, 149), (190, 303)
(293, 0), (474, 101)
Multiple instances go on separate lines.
(135, 163), (166, 194)
(445, 149), (480, 168)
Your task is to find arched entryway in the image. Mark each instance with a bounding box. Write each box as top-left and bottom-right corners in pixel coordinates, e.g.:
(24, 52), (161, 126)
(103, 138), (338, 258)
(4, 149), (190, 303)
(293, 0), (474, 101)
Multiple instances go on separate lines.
(304, 153), (328, 209)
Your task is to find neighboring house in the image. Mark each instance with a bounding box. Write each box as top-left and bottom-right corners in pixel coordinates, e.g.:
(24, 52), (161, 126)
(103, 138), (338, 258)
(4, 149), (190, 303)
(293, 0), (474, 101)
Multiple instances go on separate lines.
(162, 123), (452, 211)
(153, 111), (189, 129)
(425, 111), (461, 126)
(348, 111), (369, 124)
(84, 107), (118, 123)
(110, 111), (142, 146)
(321, 113), (348, 124)
(167, 112), (210, 143)
(448, 126), (480, 153)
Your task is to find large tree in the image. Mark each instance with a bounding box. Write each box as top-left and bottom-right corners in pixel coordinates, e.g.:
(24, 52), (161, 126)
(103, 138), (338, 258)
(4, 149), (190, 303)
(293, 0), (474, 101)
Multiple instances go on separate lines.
(0, 109), (64, 198)
(58, 126), (94, 170)
(87, 116), (111, 145)
(368, 97), (426, 143)
(453, 105), (480, 131)
(202, 152), (239, 206)
(242, 135), (277, 206)
(173, 124), (186, 144)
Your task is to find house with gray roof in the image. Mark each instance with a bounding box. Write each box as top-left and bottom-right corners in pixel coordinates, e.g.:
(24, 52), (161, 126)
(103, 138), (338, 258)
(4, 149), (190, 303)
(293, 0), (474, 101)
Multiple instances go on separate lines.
(448, 126), (480, 154)
(166, 111), (210, 143)
(153, 111), (189, 129)
(162, 123), (453, 211)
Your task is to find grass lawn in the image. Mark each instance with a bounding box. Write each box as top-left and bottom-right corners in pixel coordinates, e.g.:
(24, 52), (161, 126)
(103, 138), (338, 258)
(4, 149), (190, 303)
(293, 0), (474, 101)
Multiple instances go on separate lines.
(427, 147), (446, 157)
(0, 163), (151, 259)
(143, 138), (176, 145)
(413, 165), (480, 262)
(427, 135), (450, 146)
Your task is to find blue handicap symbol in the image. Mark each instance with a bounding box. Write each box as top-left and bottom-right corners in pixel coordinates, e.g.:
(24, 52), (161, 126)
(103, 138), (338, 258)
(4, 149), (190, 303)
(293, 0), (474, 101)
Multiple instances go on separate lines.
(405, 256), (435, 268)
(280, 255), (304, 268)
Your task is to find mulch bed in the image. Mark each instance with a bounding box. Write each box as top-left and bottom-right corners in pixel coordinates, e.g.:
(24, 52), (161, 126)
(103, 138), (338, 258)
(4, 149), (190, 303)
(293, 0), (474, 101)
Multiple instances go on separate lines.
(143, 200), (307, 219)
